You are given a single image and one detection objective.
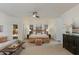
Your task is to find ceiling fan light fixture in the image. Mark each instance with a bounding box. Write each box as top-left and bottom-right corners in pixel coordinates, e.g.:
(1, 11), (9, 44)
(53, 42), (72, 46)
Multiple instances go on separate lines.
(33, 14), (36, 17)
(32, 11), (39, 18)
(36, 16), (39, 18)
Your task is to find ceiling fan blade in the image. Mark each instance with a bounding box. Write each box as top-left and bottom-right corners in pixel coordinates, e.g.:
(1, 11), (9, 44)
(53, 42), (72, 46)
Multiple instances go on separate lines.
(36, 16), (39, 18)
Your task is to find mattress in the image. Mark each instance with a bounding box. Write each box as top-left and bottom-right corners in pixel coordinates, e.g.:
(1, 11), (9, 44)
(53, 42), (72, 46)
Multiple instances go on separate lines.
(0, 40), (17, 50)
(29, 34), (49, 38)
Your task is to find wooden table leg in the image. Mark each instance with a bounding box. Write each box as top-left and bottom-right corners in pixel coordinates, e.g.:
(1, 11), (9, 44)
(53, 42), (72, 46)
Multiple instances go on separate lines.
(8, 52), (14, 55)
(2, 52), (8, 55)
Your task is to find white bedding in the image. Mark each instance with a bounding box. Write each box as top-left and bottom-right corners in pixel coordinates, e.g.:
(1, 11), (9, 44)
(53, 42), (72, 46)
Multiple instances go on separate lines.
(29, 34), (49, 38)
(0, 40), (17, 50)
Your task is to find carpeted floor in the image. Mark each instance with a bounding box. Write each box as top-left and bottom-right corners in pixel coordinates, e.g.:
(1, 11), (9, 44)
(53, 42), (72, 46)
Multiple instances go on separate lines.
(19, 40), (72, 55)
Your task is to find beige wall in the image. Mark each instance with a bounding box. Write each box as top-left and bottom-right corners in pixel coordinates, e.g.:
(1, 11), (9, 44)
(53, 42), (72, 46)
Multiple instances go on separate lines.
(23, 17), (56, 39)
(0, 11), (23, 40)
(55, 4), (79, 42)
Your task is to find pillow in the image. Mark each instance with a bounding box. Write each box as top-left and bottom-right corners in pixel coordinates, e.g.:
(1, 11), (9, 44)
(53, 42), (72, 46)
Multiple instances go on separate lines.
(0, 36), (7, 43)
(33, 31), (36, 34)
(42, 31), (45, 34)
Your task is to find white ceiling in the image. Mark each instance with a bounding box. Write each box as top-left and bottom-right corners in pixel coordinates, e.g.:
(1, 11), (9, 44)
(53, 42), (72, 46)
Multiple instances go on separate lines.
(0, 3), (78, 18)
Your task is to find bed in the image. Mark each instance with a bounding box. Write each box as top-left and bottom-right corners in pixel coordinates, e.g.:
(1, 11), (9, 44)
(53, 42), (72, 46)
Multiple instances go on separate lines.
(29, 34), (49, 39)
(28, 24), (50, 45)
(28, 33), (50, 44)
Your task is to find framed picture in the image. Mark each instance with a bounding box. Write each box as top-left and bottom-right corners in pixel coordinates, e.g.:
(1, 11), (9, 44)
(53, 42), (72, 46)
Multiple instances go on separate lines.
(0, 25), (3, 32)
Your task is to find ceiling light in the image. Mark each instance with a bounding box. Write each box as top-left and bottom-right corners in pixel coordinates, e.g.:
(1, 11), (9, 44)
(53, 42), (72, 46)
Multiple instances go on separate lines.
(33, 11), (39, 18)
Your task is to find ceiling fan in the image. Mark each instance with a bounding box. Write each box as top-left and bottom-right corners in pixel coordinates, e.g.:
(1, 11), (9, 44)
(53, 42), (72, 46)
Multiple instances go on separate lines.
(33, 11), (40, 18)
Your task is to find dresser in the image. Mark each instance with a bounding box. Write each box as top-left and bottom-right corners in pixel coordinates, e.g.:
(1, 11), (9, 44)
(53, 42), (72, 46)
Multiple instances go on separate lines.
(63, 34), (79, 55)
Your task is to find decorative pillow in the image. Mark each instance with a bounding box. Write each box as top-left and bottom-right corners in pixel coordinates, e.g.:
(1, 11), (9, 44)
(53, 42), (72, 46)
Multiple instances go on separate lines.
(0, 36), (7, 43)
(33, 31), (36, 34)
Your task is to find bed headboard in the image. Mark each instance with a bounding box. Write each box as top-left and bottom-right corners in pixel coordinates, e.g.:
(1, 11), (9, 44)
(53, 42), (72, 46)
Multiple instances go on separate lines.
(29, 24), (48, 34)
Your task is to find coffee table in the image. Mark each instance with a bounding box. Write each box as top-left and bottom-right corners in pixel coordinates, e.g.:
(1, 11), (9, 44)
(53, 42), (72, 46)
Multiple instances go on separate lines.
(0, 42), (25, 55)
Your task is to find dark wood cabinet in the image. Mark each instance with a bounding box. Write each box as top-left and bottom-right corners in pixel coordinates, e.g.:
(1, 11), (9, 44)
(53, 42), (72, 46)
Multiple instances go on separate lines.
(63, 34), (79, 55)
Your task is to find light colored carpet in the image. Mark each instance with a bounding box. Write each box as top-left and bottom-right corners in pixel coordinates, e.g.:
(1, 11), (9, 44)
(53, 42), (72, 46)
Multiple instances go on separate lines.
(19, 40), (72, 55)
